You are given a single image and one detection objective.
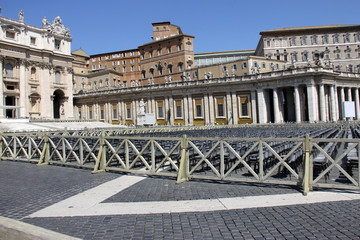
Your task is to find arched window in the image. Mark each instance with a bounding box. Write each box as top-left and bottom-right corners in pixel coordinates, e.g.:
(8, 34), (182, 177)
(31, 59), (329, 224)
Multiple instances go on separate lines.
(5, 63), (13, 78)
(55, 71), (61, 84)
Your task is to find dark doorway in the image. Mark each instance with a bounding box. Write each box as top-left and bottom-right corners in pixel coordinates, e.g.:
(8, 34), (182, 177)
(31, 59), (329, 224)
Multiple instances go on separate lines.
(53, 90), (64, 119)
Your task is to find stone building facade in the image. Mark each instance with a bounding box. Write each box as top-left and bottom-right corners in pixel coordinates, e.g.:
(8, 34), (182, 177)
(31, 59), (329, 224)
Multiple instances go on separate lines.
(87, 49), (140, 89)
(0, 11), (73, 119)
(256, 25), (360, 72)
(74, 67), (360, 125)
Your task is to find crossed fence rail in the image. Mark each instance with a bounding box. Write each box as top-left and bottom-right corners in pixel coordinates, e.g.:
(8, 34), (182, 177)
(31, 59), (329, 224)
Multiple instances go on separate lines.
(0, 131), (359, 195)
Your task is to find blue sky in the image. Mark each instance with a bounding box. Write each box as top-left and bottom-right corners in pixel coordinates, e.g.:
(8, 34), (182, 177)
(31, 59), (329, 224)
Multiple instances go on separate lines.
(1, 0), (359, 55)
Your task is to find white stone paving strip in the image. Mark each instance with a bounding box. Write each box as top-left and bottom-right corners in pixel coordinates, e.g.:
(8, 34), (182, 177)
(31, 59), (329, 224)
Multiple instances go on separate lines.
(27, 175), (360, 218)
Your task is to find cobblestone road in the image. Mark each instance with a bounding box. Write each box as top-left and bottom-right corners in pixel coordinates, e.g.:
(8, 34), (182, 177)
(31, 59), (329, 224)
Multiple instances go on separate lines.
(1, 160), (359, 239)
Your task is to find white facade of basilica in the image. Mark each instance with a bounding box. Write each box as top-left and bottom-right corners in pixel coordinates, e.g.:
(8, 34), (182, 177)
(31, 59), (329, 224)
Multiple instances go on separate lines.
(0, 11), (73, 119)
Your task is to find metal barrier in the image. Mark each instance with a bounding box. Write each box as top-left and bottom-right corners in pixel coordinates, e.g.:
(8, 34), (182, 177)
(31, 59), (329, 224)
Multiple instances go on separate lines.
(0, 131), (359, 195)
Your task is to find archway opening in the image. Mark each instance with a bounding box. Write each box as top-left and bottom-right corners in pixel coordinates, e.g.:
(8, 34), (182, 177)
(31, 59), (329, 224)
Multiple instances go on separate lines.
(53, 90), (65, 119)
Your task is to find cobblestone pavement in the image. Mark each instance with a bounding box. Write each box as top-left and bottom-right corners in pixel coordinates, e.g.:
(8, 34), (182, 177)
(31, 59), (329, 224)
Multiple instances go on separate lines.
(1, 160), (359, 239)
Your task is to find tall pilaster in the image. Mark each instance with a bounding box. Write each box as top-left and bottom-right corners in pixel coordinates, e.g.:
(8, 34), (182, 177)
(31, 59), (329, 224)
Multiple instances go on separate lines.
(294, 86), (301, 123)
(19, 60), (27, 118)
(319, 84), (326, 122)
(165, 97), (169, 125)
(169, 96), (174, 126)
(251, 90), (257, 124)
(188, 95), (193, 125)
(226, 92), (232, 124)
(208, 93), (214, 124)
(41, 66), (51, 119)
(204, 94), (209, 124)
(183, 95), (189, 126)
(231, 92), (238, 125)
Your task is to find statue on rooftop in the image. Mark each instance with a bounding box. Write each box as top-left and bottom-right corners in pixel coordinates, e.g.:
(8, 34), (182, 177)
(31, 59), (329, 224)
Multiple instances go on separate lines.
(18, 10), (24, 22)
(42, 16), (50, 28)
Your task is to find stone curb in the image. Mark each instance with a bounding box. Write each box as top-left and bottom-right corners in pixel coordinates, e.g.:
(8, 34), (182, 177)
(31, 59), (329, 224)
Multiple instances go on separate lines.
(0, 216), (81, 240)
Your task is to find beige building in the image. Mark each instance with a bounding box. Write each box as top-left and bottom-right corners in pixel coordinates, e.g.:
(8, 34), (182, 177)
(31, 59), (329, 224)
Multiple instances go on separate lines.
(256, 25), (360, 72)
(72, 48), (89, 94)
(0, 11), (73, 119)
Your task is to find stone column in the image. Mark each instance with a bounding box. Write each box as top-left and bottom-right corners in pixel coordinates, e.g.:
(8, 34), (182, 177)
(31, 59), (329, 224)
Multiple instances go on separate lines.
(340, 87), (345, 120)
(19, 61), (27, 118)
(294, 86), (301, 123)
(273, 88), (280, 123)
(251, 90), (257, 124)
(151, 98), (156, 115)
(204, 94), (209, 124)
(257, 89), (266, 124)
(226, 92), (232, 124)
(184, 95), (189, 126)
(334, 86), (339, 121)
(319, 84), (326, 122)
(231, 92), (238, 125)
(0, 57), (4, 118)
(188, 95), (193, 125)
(208, 93), (215, 124)
(307, 85), (317, 123)
(165, 97), (169, 125)
(346, 88), (352, 101)
(41, 66), (51, 119)
(329, 85), (337, 122)
(355, 88), (360, 120)
(169, 96), (174, 126)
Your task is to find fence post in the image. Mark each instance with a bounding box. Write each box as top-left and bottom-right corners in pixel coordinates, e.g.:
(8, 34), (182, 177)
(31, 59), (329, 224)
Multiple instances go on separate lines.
(92, 130), (106, 173)
(176, 134), (189, 184)
(37, 133), (49, 166)
(303, 134), (311, 196)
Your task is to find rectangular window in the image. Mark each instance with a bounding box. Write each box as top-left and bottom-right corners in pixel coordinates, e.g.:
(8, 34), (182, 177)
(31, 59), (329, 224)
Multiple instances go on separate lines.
(215, 97), (226, 118)
(238, 96), (250, 117)
(266, 40), (271, 47)
(156, 101), (164, 119)
(30, 37), (36, 45)
(262, 62), (266, 68)
(54, 39), (61, 50)
(123, 67), (126, 72)
(149, 51), (153, 58)
(311, 36), (317, 45)
(290, 38), (296, 46)
(89, 110), (93, 119)
(113, 106), (118, 120)
(168, 47), (172, 53)
(158, 49), (162, 56)
(178, 44), (182, 51)
(100, 109), (104, 120)
(131, 66), (134, 72)
(174, 100), (183, 119)
(323, 35), (329, 44)
(6, 31), (15, 39)
(126, 103), (132, 120)
(194, 98), (203, 119)
(301, 37), (307, 45)
(232, 64), (237, 70)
